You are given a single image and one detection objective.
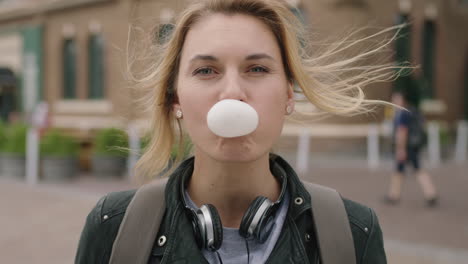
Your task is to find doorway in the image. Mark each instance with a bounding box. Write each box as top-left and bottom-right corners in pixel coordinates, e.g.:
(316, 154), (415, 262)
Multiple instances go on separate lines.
(0, 67), (17, 122)
(464, 55), (468, 120)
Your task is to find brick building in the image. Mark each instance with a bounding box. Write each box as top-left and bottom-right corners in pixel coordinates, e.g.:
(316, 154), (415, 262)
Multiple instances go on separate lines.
(0, 0), (467, 135)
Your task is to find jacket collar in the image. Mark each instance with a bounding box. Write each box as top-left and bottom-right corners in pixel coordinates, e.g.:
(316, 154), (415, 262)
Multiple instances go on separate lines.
(269, 154), (312, 220)
(165, 153), (311, 220)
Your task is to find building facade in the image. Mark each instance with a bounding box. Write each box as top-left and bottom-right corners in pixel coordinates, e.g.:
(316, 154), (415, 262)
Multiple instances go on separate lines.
(0, 0), (467, 136)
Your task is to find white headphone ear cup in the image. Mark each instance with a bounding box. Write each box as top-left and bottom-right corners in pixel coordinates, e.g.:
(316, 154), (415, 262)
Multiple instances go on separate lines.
(193, 209), (207, 249)
(199, 204), (223, 251)
(239, 196), (273, 241)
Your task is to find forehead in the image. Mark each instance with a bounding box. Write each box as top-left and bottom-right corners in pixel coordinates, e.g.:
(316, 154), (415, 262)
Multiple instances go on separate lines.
(181, 13), (281, 60)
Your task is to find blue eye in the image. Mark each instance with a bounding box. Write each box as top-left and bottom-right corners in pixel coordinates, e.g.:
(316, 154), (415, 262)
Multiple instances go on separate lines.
(194, 67), (214, 75)
(249, 66), (269, 73)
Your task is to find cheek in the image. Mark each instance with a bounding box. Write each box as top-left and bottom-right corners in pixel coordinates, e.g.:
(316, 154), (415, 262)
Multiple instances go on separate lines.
(177, 88), (216, 137)
(258, 87), (288, 113)
(255, 89), (288, 128)
(177, 80), (206, 114)
(179, 94), (207, 123)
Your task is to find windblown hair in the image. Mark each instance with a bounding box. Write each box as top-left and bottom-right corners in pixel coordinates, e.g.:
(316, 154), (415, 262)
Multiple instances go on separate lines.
(127, 0), (404, 180)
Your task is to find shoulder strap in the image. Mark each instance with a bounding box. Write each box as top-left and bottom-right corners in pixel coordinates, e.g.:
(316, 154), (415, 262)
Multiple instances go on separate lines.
(302, 181), (356, 264)
(109, 178), (168, 264)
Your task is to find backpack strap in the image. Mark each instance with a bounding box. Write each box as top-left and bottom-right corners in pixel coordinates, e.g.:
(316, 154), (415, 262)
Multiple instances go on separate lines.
(109, 178), (168, 264)
(302, 181), (356, 264)
(109, 177), (355, 264)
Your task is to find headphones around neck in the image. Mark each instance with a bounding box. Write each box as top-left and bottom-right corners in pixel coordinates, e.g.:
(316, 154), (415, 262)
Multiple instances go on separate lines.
(182, 165), (288, 252)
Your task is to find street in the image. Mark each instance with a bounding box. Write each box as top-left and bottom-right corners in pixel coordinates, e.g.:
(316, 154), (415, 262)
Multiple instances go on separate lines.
(0, 154), (467, 264)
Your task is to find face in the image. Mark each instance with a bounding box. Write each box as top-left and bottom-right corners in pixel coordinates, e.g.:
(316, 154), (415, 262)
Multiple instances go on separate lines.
(392, 92), (404, 107)
(174, 13), (294, 162)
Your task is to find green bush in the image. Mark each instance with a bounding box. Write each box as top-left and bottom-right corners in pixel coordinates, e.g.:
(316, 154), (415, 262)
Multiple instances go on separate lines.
(140, 134), (192, 160)
(1, 123), (28, 155)
(439, 127), (453, 146)
(93, 128), (129, 157)
(140, 134), (150, 153)
(40, 129), (79, 157)
(172, 136), (192, 159)
(0, 121), (6, 151)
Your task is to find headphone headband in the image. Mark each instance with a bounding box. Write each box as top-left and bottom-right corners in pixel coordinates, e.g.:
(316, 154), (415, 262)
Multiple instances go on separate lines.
(247, 198), (273, 236)
(179, 157), (288, 251)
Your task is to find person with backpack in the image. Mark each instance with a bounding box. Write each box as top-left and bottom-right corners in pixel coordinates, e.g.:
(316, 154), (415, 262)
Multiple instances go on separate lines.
(75, 0), (392, 263)
(385, 82), (438, 207)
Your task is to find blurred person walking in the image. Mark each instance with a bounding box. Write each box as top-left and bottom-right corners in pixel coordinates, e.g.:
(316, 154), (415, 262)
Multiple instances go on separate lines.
(385, 77), (438, 207)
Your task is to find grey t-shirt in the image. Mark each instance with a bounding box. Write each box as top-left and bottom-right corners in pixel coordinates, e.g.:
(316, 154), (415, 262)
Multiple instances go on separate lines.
(184, 190), (290, 264)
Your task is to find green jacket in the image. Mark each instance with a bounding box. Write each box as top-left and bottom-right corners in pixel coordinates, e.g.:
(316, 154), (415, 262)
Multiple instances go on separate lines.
(75, 154), (386, 263)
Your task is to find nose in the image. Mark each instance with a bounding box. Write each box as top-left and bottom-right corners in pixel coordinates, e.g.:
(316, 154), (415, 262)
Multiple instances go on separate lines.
(219, 71), (247, 101)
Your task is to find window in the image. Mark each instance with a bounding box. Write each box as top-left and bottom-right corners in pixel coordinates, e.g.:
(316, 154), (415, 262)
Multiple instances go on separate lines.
(290, 6), (306, 25)
(394, 14), (412, 93)
(464, 59), (468, 119)
(421, 20), (436, 98)
(288, 2), (308, 47)
(285, 0), (307, 25)
(88, 34), (104, 99)
(0, 67), (16, 122)
(395, 14), (411, 64)
(63, 38), (77, 99)
(157, 24), (174, 44)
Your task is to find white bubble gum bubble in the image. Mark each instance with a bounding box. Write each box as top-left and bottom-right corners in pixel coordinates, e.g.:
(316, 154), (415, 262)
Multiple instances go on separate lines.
(207, 99), (259, 138)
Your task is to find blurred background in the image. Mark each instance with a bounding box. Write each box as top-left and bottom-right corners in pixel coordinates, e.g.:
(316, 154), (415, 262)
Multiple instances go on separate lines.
(0, 0), (467, 263)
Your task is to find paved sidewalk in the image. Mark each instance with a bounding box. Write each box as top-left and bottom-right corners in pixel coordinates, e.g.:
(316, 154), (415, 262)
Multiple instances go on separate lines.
(0, 176), (136, 264)
(1, 156), (467, 264)
(278, 152), (468, 264)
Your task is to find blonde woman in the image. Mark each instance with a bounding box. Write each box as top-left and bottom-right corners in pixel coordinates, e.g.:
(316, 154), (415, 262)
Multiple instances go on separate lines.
(76, 0), (392, 263)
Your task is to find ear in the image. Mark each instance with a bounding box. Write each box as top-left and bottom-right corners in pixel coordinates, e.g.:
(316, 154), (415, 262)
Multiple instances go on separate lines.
(172, 102), (181, 113)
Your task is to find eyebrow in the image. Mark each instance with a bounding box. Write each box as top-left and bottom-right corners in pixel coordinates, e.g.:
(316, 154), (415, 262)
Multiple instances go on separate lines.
(189, 53), (275, 63)
(190, 55), (218, 62)
(245, 53), (275, 61)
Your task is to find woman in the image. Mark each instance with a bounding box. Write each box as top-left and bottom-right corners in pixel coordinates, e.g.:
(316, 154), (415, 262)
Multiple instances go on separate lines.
(76, 0), (391, 263)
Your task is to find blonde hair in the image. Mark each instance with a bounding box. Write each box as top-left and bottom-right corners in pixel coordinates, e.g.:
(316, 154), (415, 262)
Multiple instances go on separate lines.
(128, 0), (404, 181)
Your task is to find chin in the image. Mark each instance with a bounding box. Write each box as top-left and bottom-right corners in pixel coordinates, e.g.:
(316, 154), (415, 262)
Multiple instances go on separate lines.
(212, 136), (265, 163)
(214, 152), (263, 164)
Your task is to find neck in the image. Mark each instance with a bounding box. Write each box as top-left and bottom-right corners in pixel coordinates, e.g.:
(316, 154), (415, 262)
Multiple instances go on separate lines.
(187, 151), (281, 228)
